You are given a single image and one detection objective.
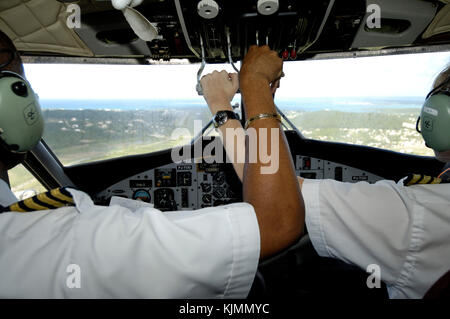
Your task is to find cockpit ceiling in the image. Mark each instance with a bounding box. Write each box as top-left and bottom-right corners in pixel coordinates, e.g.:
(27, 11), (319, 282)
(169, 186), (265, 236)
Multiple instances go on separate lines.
(0, 0), (93, 57)
(1, 0), (450, 63)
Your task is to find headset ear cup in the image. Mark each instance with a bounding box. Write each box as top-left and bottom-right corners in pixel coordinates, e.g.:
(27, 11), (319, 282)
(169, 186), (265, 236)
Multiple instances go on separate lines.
(420, 94), (450, 152)
(0, 71), (44, 154)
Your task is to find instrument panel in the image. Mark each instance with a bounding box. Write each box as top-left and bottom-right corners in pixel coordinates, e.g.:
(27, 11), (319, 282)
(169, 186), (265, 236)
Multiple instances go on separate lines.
(295, 155), (383, 183)
(94, 156), (383, 210)
(94, 161), (242, 211)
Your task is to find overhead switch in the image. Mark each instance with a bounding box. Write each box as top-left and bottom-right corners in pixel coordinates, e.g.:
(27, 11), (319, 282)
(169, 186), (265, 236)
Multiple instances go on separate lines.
(197, 0), (219, 19)
(257, 0), (279, 15)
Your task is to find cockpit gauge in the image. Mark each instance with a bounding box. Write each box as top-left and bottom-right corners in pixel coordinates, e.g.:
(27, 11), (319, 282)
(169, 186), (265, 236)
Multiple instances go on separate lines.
(177, 171), (192, 187)
(154, 188), (177, 211)
(212, 186), (226, 199)
(132, 189), (151, 203)
(155, 169), (176, 187)
(200, 182), (212, 193)
(202, 194), (212, 205)
(212, 172), (225, 185)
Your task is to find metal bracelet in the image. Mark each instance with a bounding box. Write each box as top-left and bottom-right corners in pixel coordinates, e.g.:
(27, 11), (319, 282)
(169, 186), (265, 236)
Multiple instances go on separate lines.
(244, 113), (281, 130)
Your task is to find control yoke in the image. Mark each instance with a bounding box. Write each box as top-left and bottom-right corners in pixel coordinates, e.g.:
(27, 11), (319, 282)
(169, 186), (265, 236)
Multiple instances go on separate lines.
(196, 30), (240, 96)
(193, 30), (304, 141)
(196, 36), (206, 95)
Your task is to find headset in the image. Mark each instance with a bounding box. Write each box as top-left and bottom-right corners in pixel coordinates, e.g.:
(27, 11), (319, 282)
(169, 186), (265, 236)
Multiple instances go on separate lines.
(416, 76), (450, 152)
(0, 48), (43, 161)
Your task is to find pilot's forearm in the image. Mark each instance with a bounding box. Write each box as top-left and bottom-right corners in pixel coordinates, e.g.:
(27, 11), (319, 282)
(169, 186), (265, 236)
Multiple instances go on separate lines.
(212, 106), (304, 190)
(206, 96), (245, 182)
(217, 118), (245, 182)
(242, 75), (304, 259)
(216, 117), (304, 188)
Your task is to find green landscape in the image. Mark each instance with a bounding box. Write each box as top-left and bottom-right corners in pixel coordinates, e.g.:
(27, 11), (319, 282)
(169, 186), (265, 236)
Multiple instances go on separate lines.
(9, 105), (433, 198)
(287, 108), (432, 156)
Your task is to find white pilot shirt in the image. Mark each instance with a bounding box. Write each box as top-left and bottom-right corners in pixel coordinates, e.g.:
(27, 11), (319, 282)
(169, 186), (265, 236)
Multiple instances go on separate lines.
(0, 179), (18, 206)
(0, 188), (260, 298)
(303, 178), (450, 299)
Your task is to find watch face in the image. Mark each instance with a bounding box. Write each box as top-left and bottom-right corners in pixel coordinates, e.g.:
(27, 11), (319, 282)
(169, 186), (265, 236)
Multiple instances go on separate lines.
(215, 112), (228, 126)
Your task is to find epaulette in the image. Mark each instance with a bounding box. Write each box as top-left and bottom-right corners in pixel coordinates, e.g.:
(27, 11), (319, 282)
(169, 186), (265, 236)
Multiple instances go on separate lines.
(403, 174), (444, 186)
(0, 187), (75, 214)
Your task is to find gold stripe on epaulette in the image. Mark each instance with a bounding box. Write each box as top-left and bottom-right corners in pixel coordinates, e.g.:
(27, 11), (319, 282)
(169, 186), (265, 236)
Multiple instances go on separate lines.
(23, 197), (49, 211)
(51, 189), (74, 203)
(431, 177), (442, 184)
(406, 174), (422, 186)
(405, 174), (443, 186)
(419, 175), (432, 184)
(36, 192), (64, 208)
(9, 202), (27, 213)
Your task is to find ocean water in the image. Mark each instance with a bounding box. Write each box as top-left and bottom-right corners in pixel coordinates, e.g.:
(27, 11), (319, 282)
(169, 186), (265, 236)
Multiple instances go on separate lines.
(39, 96), (425, 113)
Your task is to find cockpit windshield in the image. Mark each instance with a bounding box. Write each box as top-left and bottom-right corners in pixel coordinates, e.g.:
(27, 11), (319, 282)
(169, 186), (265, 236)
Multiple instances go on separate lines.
(24, 62), (241, 166)
(274, 51), (450, 156)
(23, 51), (449, 169)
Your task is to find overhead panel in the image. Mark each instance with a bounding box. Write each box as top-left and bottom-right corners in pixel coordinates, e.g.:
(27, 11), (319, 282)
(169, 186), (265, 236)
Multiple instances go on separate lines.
(351, 0), (438, 49)
(174, 0), (359, 62)
(74, 9), (151, 57)
(423, 3), (450, 39)
(1, 0), (447, 62)
(0, 0), (93, 57)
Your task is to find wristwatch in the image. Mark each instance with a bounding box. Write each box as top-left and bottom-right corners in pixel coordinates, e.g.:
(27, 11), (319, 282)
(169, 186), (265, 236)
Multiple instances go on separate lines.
(212, 110), (239, 128)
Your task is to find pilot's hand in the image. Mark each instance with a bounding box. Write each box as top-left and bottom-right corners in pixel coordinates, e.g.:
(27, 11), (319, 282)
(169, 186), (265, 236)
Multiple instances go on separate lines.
(201, 70), (239, 115)
(240, 46), (283, 87)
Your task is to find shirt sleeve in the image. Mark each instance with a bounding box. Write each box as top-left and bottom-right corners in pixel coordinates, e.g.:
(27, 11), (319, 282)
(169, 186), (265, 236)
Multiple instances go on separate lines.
(303, 178), (414, 285)
(0, 179), (18, 207)
(69, 194), (260, 299)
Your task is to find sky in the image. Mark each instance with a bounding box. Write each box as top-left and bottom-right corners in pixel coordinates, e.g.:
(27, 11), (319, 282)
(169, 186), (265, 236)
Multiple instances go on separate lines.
(23, 51), (450, 100)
